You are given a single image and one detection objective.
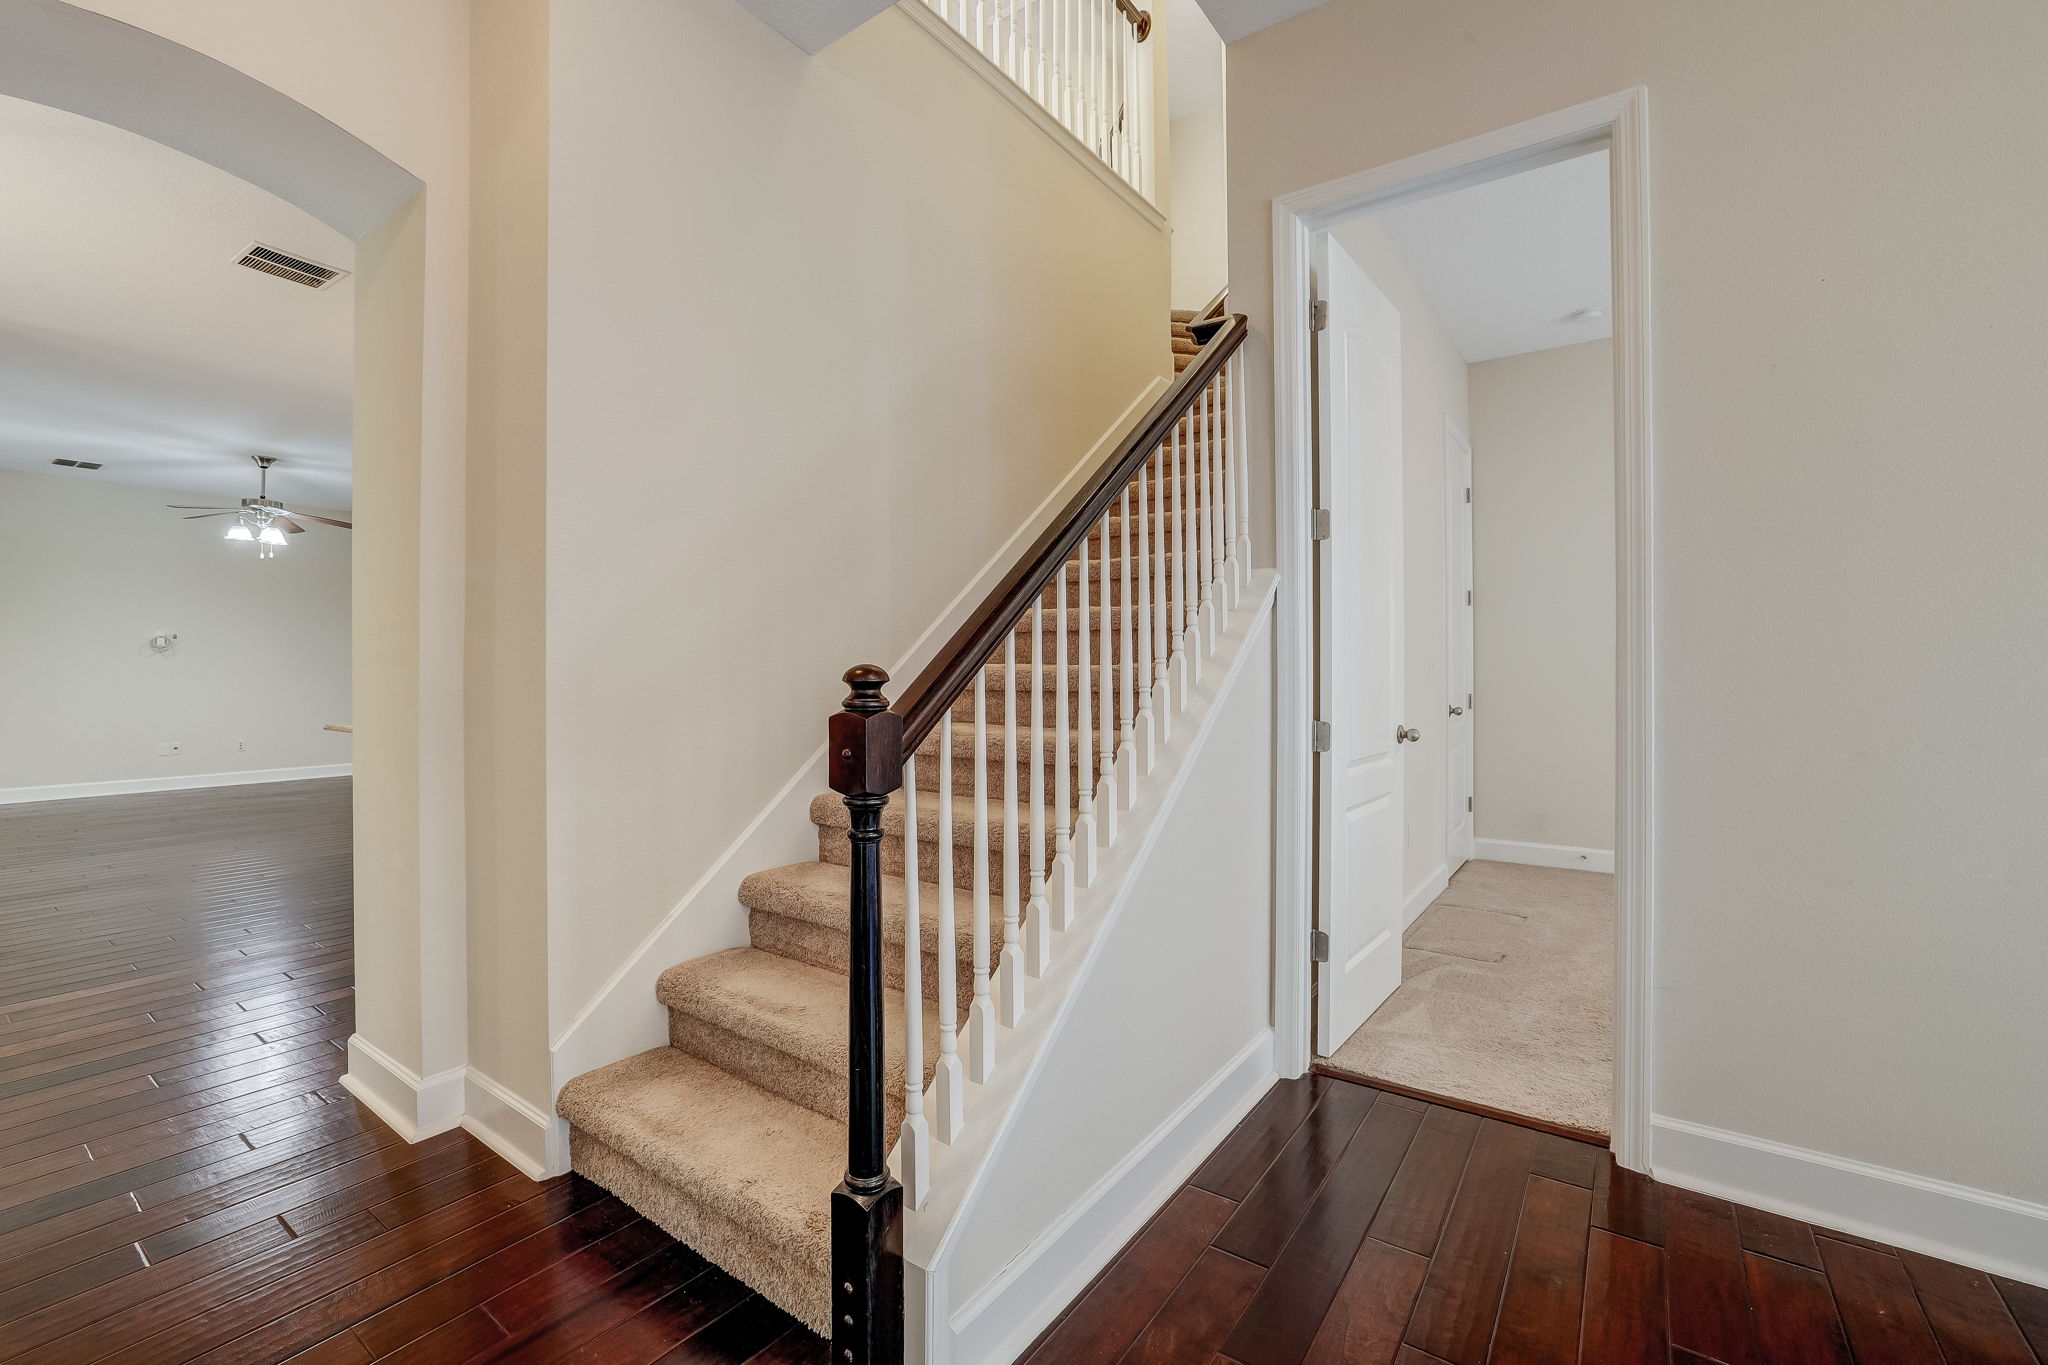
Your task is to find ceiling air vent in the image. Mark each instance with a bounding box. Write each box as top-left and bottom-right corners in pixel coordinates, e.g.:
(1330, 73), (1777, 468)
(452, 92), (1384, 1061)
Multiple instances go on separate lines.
(236, 243), (349, 290)
(52, 459), (104, 470)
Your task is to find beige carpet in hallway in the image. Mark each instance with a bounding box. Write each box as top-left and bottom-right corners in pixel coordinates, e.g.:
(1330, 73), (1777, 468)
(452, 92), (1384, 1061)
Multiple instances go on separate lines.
(1320, 859), (1613, 1138)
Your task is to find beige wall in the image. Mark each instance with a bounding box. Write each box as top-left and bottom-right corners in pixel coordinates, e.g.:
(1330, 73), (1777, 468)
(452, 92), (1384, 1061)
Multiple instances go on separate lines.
(0, 470), (352, 795)
(466, 0), (552, 1113)
(1230, 0), (2048, 1202)
(1170, 104), (1228, 310)
(1326, 218), (1468, 904)
(1469, 340), (1614, 853)
(542, 0), (1170, 1049)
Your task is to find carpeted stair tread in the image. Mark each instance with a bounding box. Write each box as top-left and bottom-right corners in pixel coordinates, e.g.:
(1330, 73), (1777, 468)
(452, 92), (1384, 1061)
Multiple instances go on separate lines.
(557, 1047), (837, 1331)
(739, 860), (965, 957)
(659, 947), (936, 1082)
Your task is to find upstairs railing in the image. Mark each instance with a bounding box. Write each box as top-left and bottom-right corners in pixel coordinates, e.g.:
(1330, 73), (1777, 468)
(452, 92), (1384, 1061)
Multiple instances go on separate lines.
(827, 315), (1249, 1364)
(913, 0), (1155, 199)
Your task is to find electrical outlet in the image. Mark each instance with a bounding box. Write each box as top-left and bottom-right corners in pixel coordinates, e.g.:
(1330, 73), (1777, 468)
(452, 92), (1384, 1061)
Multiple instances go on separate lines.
(236, 739), (248, 753)
(158, 742), (183, 757)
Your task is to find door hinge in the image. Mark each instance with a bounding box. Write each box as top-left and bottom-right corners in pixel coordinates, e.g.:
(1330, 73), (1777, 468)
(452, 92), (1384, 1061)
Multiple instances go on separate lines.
(1311, 508), (1331, 541)
(1311, 720), (1331, 753)
(1466, 589), (1473, 606)
(1465, 486), (1472, 504)
(1468, 692), (1474, 709)
(1467, 796), (1474, 812)
(1311, 298), (1329, 331)
(1310, 930), (1330, 963)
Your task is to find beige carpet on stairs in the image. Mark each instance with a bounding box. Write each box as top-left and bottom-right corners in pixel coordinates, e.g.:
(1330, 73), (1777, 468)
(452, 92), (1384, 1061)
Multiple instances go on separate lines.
(1320, 859), (1614, 1139)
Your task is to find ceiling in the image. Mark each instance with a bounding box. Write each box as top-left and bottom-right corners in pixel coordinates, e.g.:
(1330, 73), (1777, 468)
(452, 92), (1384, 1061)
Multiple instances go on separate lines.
(0, 94), (354, 510)
(1167, 0), (1224, 120)
(1370, 149), (1612, 364)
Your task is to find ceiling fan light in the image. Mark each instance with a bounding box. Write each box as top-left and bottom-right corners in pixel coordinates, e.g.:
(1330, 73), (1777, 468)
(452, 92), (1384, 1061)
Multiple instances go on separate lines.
(224, 523), (255, 542)
(257, 526), (288, 546)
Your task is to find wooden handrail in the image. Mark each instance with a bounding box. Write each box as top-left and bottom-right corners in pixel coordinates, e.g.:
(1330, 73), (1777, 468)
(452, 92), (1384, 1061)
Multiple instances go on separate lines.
(892, 314), (1248, 751)
(1113, 0), (1153, 39)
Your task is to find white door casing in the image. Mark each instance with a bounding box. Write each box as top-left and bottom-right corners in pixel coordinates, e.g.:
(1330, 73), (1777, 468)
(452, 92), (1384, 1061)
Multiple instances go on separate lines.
(1445, 422), (1475, 873)
(1313, 234), (1405, 1052)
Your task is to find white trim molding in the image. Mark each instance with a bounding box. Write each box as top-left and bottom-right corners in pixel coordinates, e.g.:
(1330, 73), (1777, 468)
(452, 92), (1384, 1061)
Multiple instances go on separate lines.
(1472, 838), (1615, 875)
(1270, 88), (1654, 1168)
(1652, 1116), (2048, 1289)
(1403, 863), (1451, 928)
(464, 1068), (562, 1181)
(340, 1034), (465, 1143)
(0, 763), (353, 806)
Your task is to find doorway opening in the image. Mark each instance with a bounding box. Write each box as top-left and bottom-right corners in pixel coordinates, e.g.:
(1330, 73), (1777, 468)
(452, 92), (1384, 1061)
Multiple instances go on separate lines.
(1273, 91), (1652, 1163)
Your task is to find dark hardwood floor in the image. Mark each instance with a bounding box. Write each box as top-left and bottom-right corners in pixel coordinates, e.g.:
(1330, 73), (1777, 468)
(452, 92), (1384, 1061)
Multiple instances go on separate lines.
(1024, 1074), (2046, 1365)
(0, 779), (824, 1365)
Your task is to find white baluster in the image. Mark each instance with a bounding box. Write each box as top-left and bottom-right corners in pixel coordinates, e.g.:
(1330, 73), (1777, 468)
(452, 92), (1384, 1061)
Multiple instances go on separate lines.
(1095, 511), (1119, 845)
(1207, 376), (1228, 638)
(969, 668), (996, 1082)
(1134, 471), (1157, 771)
(999, 637), (1024, 1026)
(899, 754), (930, 1206)
(1027, 600), (1053, 975)
(1176, 412), (1200, 691)
(932, 717), (963, 1141)
(1235, 350), (1253, 588)
(1221, 350), (1240, 607)
(1196, 383), (1218, 650)
(1051, 571), (1077, 928)
(1151, 444), (1172, 740)
(1116, 497), (1137, 810)
(1073, 531), (1099, 881)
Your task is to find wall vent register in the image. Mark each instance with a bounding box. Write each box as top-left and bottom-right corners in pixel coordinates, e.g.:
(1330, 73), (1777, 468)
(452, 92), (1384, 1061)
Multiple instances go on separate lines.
(235, 242), (349, 289)
(51, 458), (104, 469)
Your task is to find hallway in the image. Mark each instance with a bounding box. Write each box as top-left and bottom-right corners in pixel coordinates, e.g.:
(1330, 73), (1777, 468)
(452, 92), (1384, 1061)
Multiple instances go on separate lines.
(0, 780), (821, 1365)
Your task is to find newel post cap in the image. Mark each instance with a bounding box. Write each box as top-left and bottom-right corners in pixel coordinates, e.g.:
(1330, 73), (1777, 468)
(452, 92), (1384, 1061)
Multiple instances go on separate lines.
(841, 664), (891, 713)
(830, 665), (903, 797)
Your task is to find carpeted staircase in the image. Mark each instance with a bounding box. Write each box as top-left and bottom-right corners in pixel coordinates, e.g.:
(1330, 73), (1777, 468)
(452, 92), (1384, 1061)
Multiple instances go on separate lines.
(555, 314), (1220, 1335)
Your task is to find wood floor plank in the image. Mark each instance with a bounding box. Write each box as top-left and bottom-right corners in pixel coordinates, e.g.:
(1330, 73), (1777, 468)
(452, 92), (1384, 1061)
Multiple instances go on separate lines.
(1401, 1117), (1540, 1365)
(1817, 1236), (1945, 1365)
(1020, 1187), (1237, 1365)
(1526, 1132), (1601, 1190)
(1578, 1229), (1665, 1365)
(1366, 1105), (1480, 1258)
(1117, 1249), (1265, 1365)
(1589, 1156), (1664, 1246)
(1992, 1274), (2048, 1358)
(1224, 1099), (1424, 1365)
(1660, 1185), (1761, 1365)
(1487, 1176), (1592, 1365)
(1189, 1076), (1329, 1202)
(1897, 1249), (2038, 1364)
(1213, 1083), (1380, 1266)
(1732, 1203), (1823, 1271)
(1744, 1250), (1852, 1365)
(1301, 1237), (1428, 1365)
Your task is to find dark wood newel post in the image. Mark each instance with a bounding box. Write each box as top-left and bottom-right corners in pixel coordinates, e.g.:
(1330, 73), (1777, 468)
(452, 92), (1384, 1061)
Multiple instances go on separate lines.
(829, 665), (904, 1365)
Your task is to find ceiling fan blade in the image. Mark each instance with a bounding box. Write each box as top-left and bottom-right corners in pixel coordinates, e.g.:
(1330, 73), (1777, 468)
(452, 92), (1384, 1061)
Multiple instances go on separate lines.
(272, 516), (307, 534)
(288, 513), (353, 530)
(183, 512), (237, 519)
(167, 505), (237, 511)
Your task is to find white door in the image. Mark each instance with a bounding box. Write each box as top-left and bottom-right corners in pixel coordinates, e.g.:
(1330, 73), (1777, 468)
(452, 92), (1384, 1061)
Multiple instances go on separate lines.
(1445, 424), (1475, 872)
(1314, 234), (1405, 1050)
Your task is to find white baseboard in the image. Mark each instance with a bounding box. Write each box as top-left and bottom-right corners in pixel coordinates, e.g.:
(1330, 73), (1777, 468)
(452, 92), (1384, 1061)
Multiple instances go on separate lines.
(1404, 863), (1450, 928)
(1473, 837), (1614, 874)
(947, 1032), (1277, 1365)
(1651, 1115), (2048, 1289)
(0, 762), (353, 806)
(464, 1067), (563, 1180)
(341, 1034), (465, 1142)
(547, 378), (1172, 1109)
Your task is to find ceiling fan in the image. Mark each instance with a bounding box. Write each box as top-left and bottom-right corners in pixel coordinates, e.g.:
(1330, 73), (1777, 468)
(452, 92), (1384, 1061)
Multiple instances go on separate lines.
(169, 456), (351, 558)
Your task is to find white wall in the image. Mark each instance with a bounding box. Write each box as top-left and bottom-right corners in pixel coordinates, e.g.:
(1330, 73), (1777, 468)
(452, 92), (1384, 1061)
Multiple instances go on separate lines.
(1469, 340), (1614, 853)
(1326, 218), (1468, 908)
(1227, 0), (2048, 1222)
(542, 0), (1171, 1086)
(0, 469), (351, 797)
(1170, 104), (1227, 309)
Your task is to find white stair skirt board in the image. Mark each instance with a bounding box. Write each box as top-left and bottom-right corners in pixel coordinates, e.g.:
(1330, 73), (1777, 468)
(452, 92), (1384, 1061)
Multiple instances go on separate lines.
(547, 379), (1168, 1177)
(0, 762), (353, 806)
(1404, 863), (1450, 929)
(341, 1035), (466, 1143)
(464, 1068), (562, 1180)
(1652, 1115), (2048, 1290)
(939, 1033), (1276, 1365)
(1472, 837), (1615, 875)
(906, 577), (1280, 1365)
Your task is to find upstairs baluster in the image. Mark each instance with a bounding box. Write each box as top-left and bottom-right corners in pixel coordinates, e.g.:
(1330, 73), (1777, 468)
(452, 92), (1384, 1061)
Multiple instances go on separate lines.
(898, 753), (929, 1209)
(999, 638), (1025, 1026)
(1097, 510), (1118, 844)
(1027, 600), (1053, 974)
(969, 668), (995, 1081)
(932, 715), (963, 1140)
(1074, 530), (1098, 880)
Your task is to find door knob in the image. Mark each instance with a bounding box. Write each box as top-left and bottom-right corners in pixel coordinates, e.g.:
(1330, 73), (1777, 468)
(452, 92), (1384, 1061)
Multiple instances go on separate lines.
(1448, 705), (1464, 716)
(1396, 726), (1421, 743)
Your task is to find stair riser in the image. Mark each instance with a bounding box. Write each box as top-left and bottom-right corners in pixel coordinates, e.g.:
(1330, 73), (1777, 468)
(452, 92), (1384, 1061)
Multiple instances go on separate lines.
(668, 1010), (919, 1133)
(821, 826), (1049, 893)
(911, 747), (1103, 799)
